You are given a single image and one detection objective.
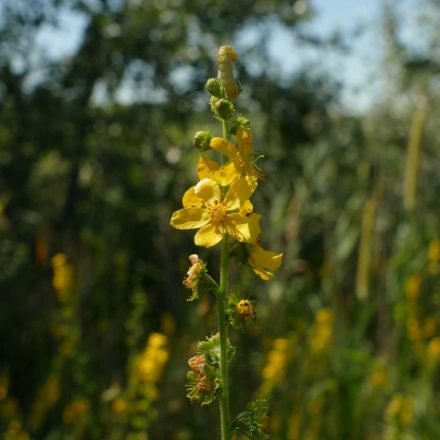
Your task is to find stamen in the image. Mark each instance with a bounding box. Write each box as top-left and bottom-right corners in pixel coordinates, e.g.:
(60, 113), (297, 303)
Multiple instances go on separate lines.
(208, 202), (227, 225)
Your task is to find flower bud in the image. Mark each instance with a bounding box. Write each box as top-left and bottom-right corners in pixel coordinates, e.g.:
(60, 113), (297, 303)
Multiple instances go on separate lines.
(193, 130), (212, 152)
(230, 114), (251, 135)
(214, 98), (234, 120)
(205, 78), (222, 98)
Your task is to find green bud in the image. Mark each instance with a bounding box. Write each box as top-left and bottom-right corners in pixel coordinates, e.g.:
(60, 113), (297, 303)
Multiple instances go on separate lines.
(230, 114), (251, 135)
(193, 130), (212, 152)
(205, 78), (222, 98)
(214, 98), (234, 120)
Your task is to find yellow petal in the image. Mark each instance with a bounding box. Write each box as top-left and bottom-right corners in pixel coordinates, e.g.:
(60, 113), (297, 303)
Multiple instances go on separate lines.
(224, 177), (257, 210)
(194, 178), (221, 205)
(194, 223), (223, 247)
(182, 186), (203, 208)
(197, 156), (220, 181)
(210, 137), (238, 159)
(236, 127), (252, 160)
(170, 208), (209, 230)
(247, 213), (261, 245)
(251, 266), (272, 281)
(218, 160), (241, 186)
(249, 246), (283, 280)
(240, 200), (253, 215)
(224, 213), (260, 244)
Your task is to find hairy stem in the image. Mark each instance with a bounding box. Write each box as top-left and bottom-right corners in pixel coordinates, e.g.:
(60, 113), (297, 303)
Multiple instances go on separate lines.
(217, 117), (231, 440)
(217, 236), (230, 440)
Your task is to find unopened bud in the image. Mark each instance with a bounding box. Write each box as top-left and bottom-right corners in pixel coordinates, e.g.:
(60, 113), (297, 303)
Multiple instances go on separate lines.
(205, 78), (222, 98)
(230, 114), (251, 135)
(193, 130), (212, 152)
(214, 98), (234, 120)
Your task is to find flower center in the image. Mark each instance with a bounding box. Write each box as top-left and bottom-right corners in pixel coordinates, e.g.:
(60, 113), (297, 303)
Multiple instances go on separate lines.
(208, 201), (227, 226)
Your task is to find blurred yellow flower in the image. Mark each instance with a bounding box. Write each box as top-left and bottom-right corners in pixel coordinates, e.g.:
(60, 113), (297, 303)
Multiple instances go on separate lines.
(369, 365), (388, 389)
(427, 337), (440, 363)
(310, 309), (333, 352)
(171, 178), (260, 247)
(407, 318), (422, 342)
(386, 394), (414, 427)
(422, 315), (437, 339)
(260, 338), (289, 397)
(405, 275), (422, 300)
(111, 397), (127, 414)
(51, 253), (73, 300)
(51, 253), (67, 268)
(315, 309), (333, 325)
(133, 333), (169, 384)
(428, 240), (440, 263)
(148, 332), (168, 349)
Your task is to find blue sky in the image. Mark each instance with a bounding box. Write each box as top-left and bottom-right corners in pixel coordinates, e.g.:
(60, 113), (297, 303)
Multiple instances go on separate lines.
(246, 0), (385, 112)
(32, 0), (387, 113)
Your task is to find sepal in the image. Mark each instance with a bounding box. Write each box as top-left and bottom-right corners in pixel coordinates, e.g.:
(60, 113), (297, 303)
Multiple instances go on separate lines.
(226, 293), (257, 332)
(230, 114), (251, 135)
(197, 333), (236, 367)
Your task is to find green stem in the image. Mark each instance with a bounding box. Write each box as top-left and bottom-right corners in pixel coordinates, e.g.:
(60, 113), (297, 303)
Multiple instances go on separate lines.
(217, 116), (231, 440)
(217, 236), (230, 440)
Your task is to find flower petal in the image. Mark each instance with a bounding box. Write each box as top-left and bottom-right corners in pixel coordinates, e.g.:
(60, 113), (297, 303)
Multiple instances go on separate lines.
(194, 178), (221, 205)
(248, 246), (283, 280)
(224, 213), (260, 244)
(170, 208), (209, 230)
(240, 200), (253, 215)
(194, 223), (223, 247)
(197, 156), (221, 181)
(218, 160), (241, 186)
(224, 177), (257, 210)
(182, 186), (203, 208)
(210, 137), (238, 159)
(251, 266), (272, 281)
(247, 213), (261, 244)
(236, 127), (252, 160)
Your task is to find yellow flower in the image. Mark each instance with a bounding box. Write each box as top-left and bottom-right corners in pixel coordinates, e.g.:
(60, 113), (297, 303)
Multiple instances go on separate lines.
(428, 240), (440, 263)
(248, 246), (283, 280)
(148, 333), (168, 349)
(405, 274), (422, 300)
(197, 156), (240, 186)
(210, 127), (265, 182)
(171, 178), (261, 247)
(427, 337), (440, 362)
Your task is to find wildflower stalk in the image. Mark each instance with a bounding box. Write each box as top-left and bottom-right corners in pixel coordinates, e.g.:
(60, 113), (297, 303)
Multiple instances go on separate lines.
(217, 117), (231, 440)
(170, 45), (283, 440)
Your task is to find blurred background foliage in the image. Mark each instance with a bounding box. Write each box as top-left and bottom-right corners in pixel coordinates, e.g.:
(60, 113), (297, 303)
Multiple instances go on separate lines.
(0, 0), (440, 439)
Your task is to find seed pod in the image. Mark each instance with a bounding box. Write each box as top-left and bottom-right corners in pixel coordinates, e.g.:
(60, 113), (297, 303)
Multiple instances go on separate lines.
(236, 299), (255, 322)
